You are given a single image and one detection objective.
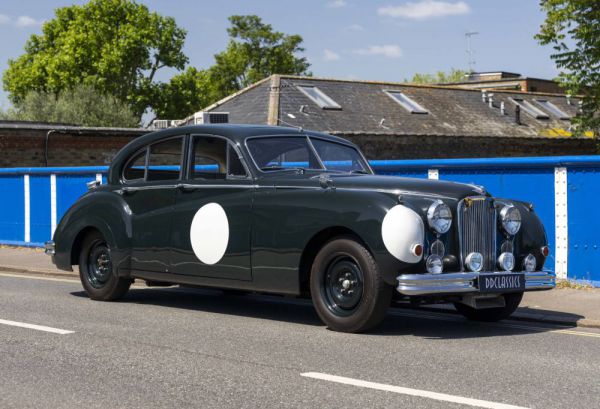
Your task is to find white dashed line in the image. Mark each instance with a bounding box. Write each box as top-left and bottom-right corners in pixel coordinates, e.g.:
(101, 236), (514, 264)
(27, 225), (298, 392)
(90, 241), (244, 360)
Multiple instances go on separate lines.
(0, 319), (74, 335)
(301, 372), (529, 409)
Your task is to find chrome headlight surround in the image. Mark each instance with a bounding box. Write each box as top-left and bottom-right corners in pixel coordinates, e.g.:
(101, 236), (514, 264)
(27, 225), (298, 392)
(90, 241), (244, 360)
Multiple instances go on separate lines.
(500, 205), (521, 236)
(427, 200), (452, 234)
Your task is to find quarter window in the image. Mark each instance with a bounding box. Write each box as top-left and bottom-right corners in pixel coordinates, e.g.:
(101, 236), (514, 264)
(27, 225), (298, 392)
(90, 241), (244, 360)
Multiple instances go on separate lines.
(123, 149), (147, 181)
(146, 137), (184, 181)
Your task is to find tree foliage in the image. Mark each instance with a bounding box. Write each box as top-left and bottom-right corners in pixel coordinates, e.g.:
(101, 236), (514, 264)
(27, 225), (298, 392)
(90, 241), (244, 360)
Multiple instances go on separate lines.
(407, 69), (468, 84)
(1, 84), (139, 127)
(536, 0), (600, 134)
(153, 67), (213, 119)
(207, 15), (311, 102)
(2, 0), (187, 117)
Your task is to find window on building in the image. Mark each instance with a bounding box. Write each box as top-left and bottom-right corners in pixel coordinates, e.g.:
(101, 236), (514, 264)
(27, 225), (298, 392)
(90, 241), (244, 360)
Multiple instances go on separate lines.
(509, 97), (549, 119)
(384, 91), (429, 114)
(146, 137), (184, 181)
(297, 85), (341, 109)
(534, 99), (570, 120)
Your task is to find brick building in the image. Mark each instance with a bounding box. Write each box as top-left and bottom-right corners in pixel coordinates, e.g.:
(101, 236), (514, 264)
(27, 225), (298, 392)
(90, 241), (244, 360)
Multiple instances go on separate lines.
(443, 71), (564, 94)
(0, 74), (596, 168)
(0, 121), (146, 168)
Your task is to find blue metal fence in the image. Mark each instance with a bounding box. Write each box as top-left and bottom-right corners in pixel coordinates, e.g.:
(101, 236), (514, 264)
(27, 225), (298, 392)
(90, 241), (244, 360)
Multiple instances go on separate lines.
(1, 156), (599, 285)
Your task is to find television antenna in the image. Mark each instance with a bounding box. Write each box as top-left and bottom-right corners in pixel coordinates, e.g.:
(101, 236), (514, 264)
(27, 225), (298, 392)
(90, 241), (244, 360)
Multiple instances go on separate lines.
(465, 31), (479, 72)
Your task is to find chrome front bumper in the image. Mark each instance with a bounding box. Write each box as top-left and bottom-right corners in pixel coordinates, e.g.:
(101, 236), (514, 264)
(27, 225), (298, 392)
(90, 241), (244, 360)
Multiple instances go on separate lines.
(396, 270), (555, 296)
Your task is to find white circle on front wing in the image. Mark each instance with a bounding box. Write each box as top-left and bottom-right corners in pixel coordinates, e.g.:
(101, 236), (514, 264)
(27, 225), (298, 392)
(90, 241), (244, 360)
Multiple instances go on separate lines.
(190, 203), (229, 265)
(381, 204), (424, 263)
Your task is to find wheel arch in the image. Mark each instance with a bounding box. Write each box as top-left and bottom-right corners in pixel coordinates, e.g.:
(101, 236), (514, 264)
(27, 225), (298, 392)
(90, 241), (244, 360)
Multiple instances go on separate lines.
(298, 226), (371, 295)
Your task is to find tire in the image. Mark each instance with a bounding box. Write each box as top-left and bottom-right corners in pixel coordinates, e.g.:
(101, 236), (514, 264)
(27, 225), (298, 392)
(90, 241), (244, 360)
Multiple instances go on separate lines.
(453, 292), (523, 322)
(310, 237), (392, 333)
(78, 230), (131, 301)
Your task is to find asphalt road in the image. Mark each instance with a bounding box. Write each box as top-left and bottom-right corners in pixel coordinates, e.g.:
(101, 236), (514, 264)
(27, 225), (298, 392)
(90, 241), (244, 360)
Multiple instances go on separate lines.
(1, 272), (599, 409)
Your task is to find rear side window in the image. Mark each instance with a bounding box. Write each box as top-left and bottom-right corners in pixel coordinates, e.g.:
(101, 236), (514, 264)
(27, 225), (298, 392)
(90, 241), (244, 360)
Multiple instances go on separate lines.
(146, 137), (184, 181)
(123, 150), (147, 181)
(191, 136), (247, 179)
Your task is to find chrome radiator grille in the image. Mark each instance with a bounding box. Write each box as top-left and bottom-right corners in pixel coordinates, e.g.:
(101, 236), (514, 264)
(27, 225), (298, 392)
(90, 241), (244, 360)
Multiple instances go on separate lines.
(458, 197), (497, 271)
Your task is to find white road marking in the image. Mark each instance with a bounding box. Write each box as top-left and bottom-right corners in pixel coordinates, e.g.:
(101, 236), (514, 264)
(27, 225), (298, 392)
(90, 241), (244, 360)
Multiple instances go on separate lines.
(0, 272), (79, 284)
(0, 318), (74, 335)
(301, 372), (529, 409)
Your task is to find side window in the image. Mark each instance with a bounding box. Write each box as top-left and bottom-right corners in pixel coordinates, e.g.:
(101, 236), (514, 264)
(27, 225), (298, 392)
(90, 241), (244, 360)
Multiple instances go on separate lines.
(191, 136), (247, 179)
(146, 137), (184, 181)
(123, 149), (147, 181)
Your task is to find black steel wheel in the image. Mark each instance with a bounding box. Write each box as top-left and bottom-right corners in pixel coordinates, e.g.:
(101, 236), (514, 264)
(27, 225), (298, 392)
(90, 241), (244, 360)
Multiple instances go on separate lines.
(310, 237), (392, 333)
(322, 256), (364, 316)
(78, 230), (131, 301)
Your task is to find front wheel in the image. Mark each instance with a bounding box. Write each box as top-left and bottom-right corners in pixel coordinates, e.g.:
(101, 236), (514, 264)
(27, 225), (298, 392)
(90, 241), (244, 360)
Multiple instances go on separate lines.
(78, 231), (131, 301)
(310, 237), (392, 333)
(453, 292), (523, 322)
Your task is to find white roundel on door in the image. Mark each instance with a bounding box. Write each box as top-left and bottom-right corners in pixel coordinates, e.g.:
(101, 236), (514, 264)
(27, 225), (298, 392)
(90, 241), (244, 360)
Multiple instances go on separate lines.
(190, 203), (229, 265)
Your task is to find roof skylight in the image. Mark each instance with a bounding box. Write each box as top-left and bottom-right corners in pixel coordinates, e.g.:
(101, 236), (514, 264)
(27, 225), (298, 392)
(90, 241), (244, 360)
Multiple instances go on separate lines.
(509, 97), (549, 119)
(297, 85), (341, 109)
(385, 91), (428, 114)
(534, 99), (570, 120)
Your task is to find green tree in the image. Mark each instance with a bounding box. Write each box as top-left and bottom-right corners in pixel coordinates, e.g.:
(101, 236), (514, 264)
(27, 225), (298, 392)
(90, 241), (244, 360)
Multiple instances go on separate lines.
(2, 84), (139, 127)
(407, 69), (468, 84)
(536, 0), (600, 134)
(2, 0), (187, 117)
(153, 67), (214, 119)
(208, 15), (311, 102)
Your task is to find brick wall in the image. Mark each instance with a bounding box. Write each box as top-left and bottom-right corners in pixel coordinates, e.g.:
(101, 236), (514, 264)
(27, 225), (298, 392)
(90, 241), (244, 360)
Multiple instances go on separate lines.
(0, 128), (144, 167)
(340, 134), (598, 160)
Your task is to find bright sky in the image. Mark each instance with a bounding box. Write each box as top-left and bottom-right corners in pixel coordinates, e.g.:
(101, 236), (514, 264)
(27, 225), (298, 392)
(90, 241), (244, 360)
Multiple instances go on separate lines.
(0, 0), (559, 109)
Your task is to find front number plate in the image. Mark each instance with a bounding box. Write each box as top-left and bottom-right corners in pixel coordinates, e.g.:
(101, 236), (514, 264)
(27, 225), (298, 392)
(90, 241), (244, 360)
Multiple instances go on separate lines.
(478, 273), (525, 293)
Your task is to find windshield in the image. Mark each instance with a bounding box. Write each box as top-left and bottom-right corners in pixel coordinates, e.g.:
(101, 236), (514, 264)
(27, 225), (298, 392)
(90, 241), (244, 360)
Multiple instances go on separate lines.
(246, 136), (371, 173)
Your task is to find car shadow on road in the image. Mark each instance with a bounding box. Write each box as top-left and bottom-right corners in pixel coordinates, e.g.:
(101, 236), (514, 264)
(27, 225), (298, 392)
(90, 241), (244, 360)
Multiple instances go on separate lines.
(70, 287), (577, 339)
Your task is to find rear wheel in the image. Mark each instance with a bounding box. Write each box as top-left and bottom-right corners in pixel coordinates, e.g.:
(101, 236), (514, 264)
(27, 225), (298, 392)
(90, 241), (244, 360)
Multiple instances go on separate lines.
(310, 237), (392, 333)
(453, 292), (523, 322)
(78, 231), (131, 301)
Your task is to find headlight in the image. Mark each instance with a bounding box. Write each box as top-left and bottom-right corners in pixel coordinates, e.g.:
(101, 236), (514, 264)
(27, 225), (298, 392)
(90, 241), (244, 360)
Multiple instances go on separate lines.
(427, 200), (452, 234)
(500, 205), (521, 236)
(465, 252), (484, 272)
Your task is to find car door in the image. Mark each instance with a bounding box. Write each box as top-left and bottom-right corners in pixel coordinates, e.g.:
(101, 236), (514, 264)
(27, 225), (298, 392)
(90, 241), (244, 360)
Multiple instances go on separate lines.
(169, 134), (254, 281)
(120, 135), (184, 273)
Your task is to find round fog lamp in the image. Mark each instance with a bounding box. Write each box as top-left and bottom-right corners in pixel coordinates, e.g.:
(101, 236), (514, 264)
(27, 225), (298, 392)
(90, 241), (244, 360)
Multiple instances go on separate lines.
(497, 252), (515, 271)
(523, 254), (537, 272)
(465, 252), (484, 272)
(426, 255), (443, 274)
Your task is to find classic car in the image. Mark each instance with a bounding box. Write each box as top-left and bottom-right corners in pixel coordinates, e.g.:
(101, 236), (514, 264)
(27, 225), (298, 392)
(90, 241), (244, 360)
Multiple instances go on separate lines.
(46, 124), (555, 333)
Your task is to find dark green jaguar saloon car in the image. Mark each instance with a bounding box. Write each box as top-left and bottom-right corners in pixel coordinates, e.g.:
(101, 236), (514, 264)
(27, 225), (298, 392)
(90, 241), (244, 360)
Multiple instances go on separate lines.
(46, 124), (555, 332)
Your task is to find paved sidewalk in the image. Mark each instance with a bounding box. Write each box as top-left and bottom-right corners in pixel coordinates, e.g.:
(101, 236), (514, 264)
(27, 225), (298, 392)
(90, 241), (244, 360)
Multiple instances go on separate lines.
(1, 246), (599, 328)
